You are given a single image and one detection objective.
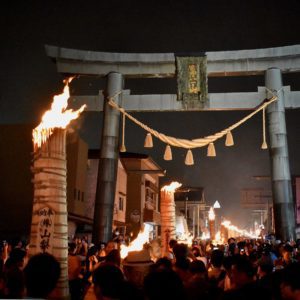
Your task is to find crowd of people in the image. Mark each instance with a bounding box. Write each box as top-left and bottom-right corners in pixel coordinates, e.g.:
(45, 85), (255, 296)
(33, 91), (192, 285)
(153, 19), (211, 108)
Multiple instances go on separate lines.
(0, 235), (300, 300)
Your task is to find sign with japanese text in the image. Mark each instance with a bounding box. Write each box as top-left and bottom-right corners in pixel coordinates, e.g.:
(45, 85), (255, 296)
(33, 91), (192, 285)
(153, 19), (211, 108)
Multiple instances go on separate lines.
(36, 206), (55, 253)
(176, 55), (207, 107)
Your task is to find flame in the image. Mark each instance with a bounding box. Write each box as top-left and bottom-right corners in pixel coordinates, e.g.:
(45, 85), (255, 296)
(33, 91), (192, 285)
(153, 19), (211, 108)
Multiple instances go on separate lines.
(161, 181), (182, 193)
(213, 231), (223, 244)
(208, 207), (215, 221)
(221, 219), (259, 239)
(120, 223), (151, 259)
(200, 231), (210, 240)
(177, 232), (194, 246)
(33, 77), (86, 149)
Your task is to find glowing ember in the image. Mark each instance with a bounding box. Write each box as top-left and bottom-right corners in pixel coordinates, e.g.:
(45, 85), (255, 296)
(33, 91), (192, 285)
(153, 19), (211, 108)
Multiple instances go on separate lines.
(33, 77), (86, 149)
(221, 220), (259, 239)
(120, 223), (151, 259)
(161, 181), (182, 193)
(208, 207), (215, 221)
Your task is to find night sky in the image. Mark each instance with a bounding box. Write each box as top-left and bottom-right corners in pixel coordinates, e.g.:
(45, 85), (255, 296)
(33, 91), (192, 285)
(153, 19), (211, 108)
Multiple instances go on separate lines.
(1, 0), (300, 228)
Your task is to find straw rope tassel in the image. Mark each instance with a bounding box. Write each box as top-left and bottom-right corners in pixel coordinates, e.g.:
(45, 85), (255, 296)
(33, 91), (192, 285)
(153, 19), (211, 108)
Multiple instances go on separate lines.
(120, 113), (126, 152)
(225, 131), (234, 146)
(185, 149), (194, 165)
(207, 142), (216, 157)
(164, 145), (172, 161)
(144, 133), (153, 148)
(261, 107), (268, 149)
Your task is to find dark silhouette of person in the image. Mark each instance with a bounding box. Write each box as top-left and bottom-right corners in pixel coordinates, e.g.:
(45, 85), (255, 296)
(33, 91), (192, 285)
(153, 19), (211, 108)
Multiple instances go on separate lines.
(144, 269), (186, 300)
(24, 253), (61, 299)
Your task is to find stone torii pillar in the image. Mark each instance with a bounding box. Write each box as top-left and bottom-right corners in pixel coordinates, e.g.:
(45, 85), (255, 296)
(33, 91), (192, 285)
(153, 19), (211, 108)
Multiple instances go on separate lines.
(92, 72), (123, 244)
(265, 68), (296, 241)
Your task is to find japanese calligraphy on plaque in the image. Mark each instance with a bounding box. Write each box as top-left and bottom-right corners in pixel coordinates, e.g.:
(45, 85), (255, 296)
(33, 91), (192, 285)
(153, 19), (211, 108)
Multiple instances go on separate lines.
(36, 207), (55, 253)
(176, 56), (208, 108)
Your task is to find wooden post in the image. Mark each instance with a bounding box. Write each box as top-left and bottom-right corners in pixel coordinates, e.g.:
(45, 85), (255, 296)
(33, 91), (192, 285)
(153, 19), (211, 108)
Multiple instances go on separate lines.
(265, 68), (296, 241)
(29, 128), (69, 299)
(93, 72), (123, 244)
(208, 207), (215, 241)
(160, 188), (177, 256)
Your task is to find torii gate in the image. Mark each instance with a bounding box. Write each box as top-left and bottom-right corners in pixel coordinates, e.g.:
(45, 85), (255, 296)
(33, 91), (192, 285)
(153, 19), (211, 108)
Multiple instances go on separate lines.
(46, 44), (300, 242)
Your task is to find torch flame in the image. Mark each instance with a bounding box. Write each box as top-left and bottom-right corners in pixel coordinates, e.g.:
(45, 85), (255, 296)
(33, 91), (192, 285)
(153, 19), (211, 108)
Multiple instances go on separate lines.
(161, 181), (182, 193)
(200, 231), (210, 240)
(120, 223), (151, 259)
(213, 231), (224, 244)
(33, 77), (86, 149)
(208, 207), (215, 221)
(221, 219), (259, 239)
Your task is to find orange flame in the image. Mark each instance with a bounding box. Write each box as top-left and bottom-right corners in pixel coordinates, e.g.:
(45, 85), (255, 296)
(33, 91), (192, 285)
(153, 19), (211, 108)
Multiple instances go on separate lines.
(120, 224), (151, 259)
(200, 231), (210, 240)
(161, 181), (182, 193)
(32, 77), (86, 149)
(208, 207), (215, 221)
(221, 219), (259, 239)
(213, 231), (224, 244)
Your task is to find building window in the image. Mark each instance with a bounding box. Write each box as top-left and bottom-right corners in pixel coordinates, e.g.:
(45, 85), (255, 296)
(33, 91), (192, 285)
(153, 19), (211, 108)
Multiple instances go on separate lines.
(77, 190), (81, 201)
(119, 197), (124, 211)
(145, 187), (156, 210)
(81, 192), (84, 202)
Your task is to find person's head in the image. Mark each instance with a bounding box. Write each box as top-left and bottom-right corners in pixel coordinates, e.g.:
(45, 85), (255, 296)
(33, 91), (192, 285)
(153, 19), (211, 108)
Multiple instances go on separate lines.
(4, 248), (27, 270)
(173, 243), (190, 270)
(280, 263), (300, 300)
(257, 255), (273, 279)
(105, 241), (117, 254)
(231, 256), (255, 288)
(192, 246), (201, 257)
(173, 243), (188, 260)
(93, 263), (124, 300)
(189, 260), (207, 278)
(210, 249), (224, 268)
(151, 257), (172, 272)
(169, 239), (177, 250)
(69, 242), (77, 254)
(105, 249), (121, 267)
(24, 253), (61, 298)
(282, 244), (294, 263)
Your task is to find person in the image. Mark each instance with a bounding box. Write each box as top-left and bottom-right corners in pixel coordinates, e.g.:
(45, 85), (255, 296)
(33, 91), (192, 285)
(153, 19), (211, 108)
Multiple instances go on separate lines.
(24, 253), (61, 299)
(68, 242), (83, 300)
(230, 256), (255, 290)
(275, 243), (296, 269)
(172, 243), (190, 285)
(166, 239), (177, 261)
(3, 248), (27, 298)
(280, 263), (300, 300)
(208, 249), (225, 283)
(144, 269), (186, 300)
(105, 241), (117, 256)
(92, 263), (124, 300)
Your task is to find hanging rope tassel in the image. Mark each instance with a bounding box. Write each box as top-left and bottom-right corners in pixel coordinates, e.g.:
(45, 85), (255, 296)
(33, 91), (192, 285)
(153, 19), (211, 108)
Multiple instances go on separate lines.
(164, 145), (172, 161)
(225, 131), (234, 146)
(261, 107), (268, 149)
(185, 149), (194, 165)
(120, 113), (126, 152)
(144, 133), (153, 148)
(207, 142), (216, 157)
